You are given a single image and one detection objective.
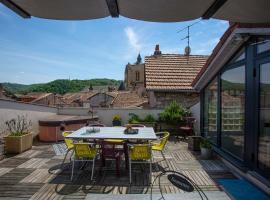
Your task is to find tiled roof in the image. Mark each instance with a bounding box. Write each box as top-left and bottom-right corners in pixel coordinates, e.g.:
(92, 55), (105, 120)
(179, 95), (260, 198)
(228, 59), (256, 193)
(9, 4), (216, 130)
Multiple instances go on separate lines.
(145, 54), (208, 91)
(111, 91), (148, 108)
(62, 92), (97, 104)
(21, 92), (53, 102)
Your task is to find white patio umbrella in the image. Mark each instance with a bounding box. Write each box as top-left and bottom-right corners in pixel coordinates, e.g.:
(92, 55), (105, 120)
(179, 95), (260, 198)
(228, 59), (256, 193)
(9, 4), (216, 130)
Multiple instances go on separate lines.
(1, 0), (270, 23)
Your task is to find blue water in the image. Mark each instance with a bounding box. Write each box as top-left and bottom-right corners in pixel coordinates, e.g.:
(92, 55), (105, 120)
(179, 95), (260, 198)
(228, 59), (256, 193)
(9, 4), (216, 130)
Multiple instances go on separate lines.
(218, 179), (270, 200)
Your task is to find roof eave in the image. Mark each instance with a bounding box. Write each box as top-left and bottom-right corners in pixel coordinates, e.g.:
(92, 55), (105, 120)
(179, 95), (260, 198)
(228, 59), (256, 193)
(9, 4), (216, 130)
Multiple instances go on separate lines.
(193, 27), (270, 91)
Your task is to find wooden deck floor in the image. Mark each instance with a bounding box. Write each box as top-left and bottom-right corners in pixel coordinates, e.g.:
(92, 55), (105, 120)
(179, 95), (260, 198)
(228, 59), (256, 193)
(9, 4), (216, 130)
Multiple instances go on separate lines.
(0, 138), (235, 199)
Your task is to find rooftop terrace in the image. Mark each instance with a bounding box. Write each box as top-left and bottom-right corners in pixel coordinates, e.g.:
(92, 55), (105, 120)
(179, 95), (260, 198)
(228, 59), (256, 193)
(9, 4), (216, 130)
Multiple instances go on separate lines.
(0, 138), (234, 199)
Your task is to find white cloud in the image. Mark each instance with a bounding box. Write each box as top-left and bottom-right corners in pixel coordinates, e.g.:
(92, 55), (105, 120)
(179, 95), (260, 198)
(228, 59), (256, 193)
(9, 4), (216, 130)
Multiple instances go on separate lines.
(124, 27), (141, 52)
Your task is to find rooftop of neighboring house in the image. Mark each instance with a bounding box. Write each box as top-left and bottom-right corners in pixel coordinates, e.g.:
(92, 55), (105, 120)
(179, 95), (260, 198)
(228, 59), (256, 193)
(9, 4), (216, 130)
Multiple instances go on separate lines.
(111, 91), (148, 108)
(145, 45), (209, 92)
(62, 92), (97, 104)
(20, 92), (53, 102)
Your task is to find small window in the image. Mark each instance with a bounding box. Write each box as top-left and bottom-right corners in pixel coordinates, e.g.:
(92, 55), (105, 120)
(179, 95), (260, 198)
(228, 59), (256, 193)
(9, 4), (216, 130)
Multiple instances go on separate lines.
(135, 71), (140, 81)
(257, 40), (270, 54)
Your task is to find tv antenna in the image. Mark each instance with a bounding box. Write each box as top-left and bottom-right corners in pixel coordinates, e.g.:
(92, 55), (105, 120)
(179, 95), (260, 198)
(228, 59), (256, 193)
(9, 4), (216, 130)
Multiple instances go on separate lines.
(177, 20), (201, 57)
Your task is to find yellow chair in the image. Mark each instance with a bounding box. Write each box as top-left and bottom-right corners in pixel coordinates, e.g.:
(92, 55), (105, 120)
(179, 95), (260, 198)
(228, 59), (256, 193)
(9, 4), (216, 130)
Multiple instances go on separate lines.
(151, 132), (170, 168)
(128, 144), (152, 184)
(61, 131), (74, 169)
(71, 143), (98, 181)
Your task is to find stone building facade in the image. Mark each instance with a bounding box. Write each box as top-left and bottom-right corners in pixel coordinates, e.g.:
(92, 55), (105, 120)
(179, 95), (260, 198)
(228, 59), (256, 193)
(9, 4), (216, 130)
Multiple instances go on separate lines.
(124, 54), (145, 91)
(145, 45), (208, 109)
(149, 91), (199, 109)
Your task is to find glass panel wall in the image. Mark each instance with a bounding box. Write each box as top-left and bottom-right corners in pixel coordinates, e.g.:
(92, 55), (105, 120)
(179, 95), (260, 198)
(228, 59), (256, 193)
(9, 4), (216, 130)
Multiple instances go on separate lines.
(257, 40), (270, 54)
(203, 78), (218, 144)
(258, 62), (270, 178)
(221, 66), (245, 159)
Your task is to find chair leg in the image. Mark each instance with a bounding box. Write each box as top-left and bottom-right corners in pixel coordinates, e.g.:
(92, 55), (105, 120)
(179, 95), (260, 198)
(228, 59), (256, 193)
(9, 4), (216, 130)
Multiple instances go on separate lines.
(129, 159), (132, 184)
(116, 157), (120, 177)
(161, 151), (169, 169)
(71, 160), (75, 181)
(149, 160), (152, 184)
(91, 157), (95, 181)
(61, 149), (72, 169)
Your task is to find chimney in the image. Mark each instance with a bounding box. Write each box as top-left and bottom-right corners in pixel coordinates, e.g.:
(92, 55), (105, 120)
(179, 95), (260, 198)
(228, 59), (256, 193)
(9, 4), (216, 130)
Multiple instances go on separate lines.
(154, 44), (161, 55)
(0, 84), (3, 98)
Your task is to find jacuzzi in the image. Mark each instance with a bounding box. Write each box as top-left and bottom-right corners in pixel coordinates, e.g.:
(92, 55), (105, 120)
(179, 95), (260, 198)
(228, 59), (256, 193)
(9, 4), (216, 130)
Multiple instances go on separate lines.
(39, 115), (98, 142)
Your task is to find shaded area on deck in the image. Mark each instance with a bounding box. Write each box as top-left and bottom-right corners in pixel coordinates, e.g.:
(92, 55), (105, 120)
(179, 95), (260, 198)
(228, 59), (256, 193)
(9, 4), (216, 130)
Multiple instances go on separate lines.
(0, 138), (235, 199)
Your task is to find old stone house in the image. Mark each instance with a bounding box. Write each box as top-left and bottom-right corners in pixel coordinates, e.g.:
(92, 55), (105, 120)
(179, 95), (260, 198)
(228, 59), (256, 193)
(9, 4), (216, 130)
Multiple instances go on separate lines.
(145, 45), (209, 109)
(124, 54), (145, 91)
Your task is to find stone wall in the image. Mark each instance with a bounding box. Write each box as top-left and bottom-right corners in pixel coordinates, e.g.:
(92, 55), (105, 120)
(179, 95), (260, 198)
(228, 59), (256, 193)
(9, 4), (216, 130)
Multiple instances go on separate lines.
(124, 63), (145, 90)
(0, 99), (57, 137)
(150, 91), (200, 109)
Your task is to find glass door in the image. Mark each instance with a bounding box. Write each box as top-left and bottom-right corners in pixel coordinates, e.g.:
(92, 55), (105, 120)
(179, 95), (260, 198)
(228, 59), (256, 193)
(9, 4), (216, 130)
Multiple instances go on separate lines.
(257, 61), (270, 179)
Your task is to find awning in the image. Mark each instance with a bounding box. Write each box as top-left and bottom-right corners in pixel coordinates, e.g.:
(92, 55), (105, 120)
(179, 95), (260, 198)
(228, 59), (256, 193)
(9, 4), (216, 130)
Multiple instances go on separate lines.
(1, 0), (270, 23)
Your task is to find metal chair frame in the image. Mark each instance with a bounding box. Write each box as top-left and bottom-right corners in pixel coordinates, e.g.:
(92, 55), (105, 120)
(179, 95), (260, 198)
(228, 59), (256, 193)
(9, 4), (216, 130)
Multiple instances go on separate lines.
(128, 143), (152, 184)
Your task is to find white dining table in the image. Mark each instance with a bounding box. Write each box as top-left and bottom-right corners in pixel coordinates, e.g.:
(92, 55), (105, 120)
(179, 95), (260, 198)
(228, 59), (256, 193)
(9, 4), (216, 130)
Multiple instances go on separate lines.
(66, 126), (157, 141)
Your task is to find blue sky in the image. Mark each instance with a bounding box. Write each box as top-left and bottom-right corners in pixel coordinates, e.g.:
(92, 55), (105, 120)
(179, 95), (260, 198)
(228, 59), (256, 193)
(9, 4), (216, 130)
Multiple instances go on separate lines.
(0, 4), (228, 84)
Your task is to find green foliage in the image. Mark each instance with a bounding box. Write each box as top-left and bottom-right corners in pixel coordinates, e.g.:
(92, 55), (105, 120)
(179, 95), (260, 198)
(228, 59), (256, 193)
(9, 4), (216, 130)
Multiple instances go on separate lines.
(200, 138), (212, 149)
(2, 79), (121, 95)
(5, 115), (32, 136)
(128, 113), (141, 124)
(159, 101), (190, 124)
(128, 113), (156, 123)
(143, 114), (156, 123)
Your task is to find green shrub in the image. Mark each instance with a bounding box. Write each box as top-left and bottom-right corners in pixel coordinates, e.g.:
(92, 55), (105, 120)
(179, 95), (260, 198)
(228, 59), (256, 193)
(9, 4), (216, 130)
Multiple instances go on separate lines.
(159, 101), (189, 124)
(200, 138), (212, 149)
(128, 113), (141, 124)
(128, 113), (156, 124)
(143, 114), (156, 123)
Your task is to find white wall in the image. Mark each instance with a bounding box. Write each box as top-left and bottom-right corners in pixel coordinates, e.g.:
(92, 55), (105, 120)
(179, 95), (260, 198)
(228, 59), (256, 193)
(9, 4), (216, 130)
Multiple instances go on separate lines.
(58, 107), (163, 126)
(190, 102), (200, 135)
(0, 99), (57, 136)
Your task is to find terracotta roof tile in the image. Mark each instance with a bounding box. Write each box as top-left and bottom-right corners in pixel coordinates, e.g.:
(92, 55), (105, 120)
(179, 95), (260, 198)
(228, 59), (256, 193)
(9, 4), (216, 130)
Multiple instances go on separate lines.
(111, 91), (148, 108)
(145, 54), (208, 91)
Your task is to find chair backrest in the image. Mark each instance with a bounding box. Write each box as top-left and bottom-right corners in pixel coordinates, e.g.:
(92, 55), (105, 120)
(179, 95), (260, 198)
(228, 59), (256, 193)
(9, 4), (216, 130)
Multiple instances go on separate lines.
(129, 144), (151, 160)
(73, 143), (97, 159)
(100, 141), (122, 158)
(155, 132), (170, 150)
(126, 124), (146, 128)
(185, 117), (196, 128)
(62, 131), (74, 150)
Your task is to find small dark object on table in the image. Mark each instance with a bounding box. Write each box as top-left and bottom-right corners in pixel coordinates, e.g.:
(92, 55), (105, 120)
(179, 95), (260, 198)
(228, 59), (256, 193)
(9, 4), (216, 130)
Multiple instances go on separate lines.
(124, 128), (138, 135)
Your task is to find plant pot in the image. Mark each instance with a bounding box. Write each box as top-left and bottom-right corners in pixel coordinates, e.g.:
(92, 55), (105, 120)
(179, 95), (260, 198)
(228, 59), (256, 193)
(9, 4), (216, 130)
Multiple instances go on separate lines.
(188, 136), (202, 151)
(112, 120), (121, 126)
(4, 133), (33, 154)
(200, 147), (212, 159)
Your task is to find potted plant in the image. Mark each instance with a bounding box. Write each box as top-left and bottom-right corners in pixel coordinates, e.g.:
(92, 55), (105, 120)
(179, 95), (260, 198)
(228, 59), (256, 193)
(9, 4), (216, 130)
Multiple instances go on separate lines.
(200, 138), (212, 159)
(112, 115), (122, 126)
(128, 113), (157, 129)
(158, 101), (189, 134)
(4, 115), (33, 154)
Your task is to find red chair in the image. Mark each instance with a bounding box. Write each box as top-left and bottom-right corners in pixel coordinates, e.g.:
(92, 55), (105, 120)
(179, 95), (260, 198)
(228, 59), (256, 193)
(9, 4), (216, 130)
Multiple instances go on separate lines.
(100, 140), (124, 176)
(179, 117), (196, 140)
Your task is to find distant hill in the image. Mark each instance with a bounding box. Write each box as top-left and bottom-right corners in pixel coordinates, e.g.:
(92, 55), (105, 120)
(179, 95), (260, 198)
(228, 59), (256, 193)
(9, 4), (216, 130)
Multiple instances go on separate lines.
(1, 79), (121, 95)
